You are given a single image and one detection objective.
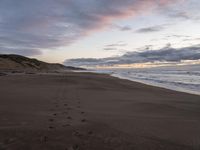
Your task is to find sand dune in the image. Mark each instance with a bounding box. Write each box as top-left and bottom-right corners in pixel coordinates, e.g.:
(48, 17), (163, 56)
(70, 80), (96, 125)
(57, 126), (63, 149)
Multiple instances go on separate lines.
(0, 54), (84, 72)
(0, 72), (200, 150)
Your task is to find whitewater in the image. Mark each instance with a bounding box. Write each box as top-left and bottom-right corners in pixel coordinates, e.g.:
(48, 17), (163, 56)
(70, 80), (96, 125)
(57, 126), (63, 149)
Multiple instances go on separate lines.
(90, 65), (200, 96)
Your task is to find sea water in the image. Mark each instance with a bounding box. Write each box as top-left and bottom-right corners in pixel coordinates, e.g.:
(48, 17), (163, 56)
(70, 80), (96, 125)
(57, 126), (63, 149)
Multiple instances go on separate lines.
(90, 66), (200, 96)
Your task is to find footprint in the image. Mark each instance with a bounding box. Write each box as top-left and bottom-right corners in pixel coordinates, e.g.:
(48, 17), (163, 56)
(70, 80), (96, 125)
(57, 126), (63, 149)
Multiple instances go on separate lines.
(40, 136), (48, 142)
(3, 138), (16, 144)
(62, 124), (71, 127)
(81, 119), (86, 122)
(80, 112), (85, 114)
(63, 111), (68, 114)
(64, 104), (68, 106)
(88, 131), (93, 135)
(73, 144), (80, 150)
(53, 113), (57, 116)
(67, 116), (72, 120)
(73, 131), (82, 137)
(49, 119), (54, 122)
(49, 126), (55, 129)
(67, 144), (80, 150)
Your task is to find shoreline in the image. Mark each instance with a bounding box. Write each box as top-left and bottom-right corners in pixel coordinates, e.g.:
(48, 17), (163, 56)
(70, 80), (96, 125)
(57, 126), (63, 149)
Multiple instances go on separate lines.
(78, 70), (200, 96)
(111, 73), (200, 96)
(0, 72), (200, 150)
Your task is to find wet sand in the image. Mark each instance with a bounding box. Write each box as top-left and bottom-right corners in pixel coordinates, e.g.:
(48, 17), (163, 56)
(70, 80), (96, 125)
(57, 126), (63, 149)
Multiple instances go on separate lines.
(0, 72), (200, 150)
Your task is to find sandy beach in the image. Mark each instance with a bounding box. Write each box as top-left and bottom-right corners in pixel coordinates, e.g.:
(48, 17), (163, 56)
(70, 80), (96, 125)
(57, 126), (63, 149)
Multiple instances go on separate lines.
(0, 72), (200, 150)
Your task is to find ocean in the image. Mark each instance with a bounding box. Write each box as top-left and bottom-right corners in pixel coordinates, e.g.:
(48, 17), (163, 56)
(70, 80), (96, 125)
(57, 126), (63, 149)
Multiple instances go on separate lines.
(90, 65), (200, 96)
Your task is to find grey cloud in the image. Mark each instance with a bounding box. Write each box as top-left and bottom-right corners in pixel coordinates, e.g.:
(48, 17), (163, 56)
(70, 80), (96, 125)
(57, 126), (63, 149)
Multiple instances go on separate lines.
(104, 47), (117, 51)
(113, 25), (132, 31)
(169, 11), (191, 20)
(0, 0), (180, 56)
(167, 9), (200, 21)
(182, 38), (200, 42)
(166, 35), (191, 38)
(151, 35), (192, 42)
(120, 26), (132, 31)
(137, 45), (154, 51)
(135, 25), (165, 33)
(64, 57), (120, 67)
(104, 42), (127, 51)
(163, 0), (200, 21)
(64, 45), (200, 67)
(106, 43), (127, 47)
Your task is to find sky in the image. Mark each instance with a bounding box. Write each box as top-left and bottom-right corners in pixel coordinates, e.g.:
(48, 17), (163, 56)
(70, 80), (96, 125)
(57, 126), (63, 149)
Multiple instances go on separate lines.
(0, 0), (200, 68)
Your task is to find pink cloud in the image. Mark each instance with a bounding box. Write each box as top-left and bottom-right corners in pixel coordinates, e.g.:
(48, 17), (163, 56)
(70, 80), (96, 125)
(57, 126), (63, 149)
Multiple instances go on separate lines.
(77, 0), (182, 36)
(0, 0), (183, 55)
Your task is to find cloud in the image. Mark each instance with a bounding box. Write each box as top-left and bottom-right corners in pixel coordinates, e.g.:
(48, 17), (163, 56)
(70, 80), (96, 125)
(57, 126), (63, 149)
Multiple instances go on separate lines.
(64, 57), (118, 67)
(135, 24), (166, 33)
(105, 42), (127, 47)
(104, 47), (118, 51)
(64, 44), (200, 67)
(119, 26), (132, 31)
(168, 10), (200, 21)
(0, 0), (181, 56)
(0, 47), (42, 56)
(162, 1), (200, 21)
(137, 45), (154, 51)
(182, 38), (200, 42)
(166, 35), (191, 38)
(104, 41), (127, 51)
(169, 11), (191, 19)
(113, 25), (132, 31)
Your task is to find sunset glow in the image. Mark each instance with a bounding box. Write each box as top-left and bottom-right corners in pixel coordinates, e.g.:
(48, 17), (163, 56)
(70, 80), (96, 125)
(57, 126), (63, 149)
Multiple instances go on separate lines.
(0, 0), (199, 68)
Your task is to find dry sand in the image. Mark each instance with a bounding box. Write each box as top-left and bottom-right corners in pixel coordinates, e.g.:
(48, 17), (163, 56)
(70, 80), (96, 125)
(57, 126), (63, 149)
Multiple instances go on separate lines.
(0, 72), (200, 150)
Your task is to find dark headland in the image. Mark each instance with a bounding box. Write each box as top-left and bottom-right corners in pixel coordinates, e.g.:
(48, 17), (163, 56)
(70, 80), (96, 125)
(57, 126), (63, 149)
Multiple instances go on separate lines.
(0, 55), (200, 150)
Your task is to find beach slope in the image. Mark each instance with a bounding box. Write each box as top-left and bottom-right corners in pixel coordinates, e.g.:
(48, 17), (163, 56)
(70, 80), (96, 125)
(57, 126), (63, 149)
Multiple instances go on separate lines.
(0, 72), (200, 150)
